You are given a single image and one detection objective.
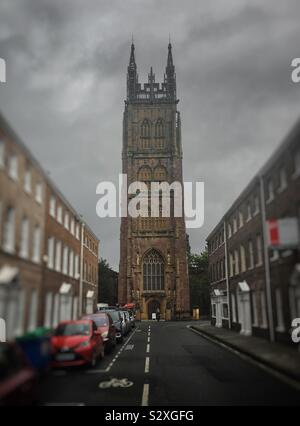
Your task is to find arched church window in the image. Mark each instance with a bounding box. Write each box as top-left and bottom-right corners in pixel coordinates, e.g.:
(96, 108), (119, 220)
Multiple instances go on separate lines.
(143, 250), (165, 291)
(138, 166), (152, 182)
(141, 119), (151, 138)
(153, 166), (167, 182)
(155, 119), (164, 138)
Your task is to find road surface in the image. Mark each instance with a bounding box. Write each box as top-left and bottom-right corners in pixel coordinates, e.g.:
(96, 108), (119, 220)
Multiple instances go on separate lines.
(40, 321), (300, 406)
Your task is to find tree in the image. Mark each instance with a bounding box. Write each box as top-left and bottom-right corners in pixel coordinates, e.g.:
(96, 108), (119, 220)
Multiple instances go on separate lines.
(98, 258), (118, 306)
(187, 239), (210, 317)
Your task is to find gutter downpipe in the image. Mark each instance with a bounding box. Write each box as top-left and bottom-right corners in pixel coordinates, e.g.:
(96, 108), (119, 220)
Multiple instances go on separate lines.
(259, 174), (275, 342)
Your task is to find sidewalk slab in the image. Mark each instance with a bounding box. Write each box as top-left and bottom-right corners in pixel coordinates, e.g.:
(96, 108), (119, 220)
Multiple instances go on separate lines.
(190, 322), (300, 383)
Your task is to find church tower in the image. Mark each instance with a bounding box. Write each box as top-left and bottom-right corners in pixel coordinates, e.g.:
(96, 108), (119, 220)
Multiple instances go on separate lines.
(118, 42), (190, 320)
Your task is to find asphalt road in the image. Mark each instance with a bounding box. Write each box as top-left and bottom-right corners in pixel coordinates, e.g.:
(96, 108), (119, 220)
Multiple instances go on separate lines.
(39, 321), (300, 406)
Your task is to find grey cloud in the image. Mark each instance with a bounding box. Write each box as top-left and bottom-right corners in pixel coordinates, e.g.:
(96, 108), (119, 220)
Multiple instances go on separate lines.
(1, 0), (300, 269)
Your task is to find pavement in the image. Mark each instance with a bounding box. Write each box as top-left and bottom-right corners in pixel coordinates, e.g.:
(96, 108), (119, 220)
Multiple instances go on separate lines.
(190, 321), (300, 383)
(39, 321), (300, 406)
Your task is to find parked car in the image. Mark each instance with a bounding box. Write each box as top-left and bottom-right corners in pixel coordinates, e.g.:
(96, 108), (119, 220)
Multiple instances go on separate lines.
(51, 320), (104, 368)
(101, 309), (124, 343)
(120, 310), (131, 335)
(82, 313), (116, 353)
(127, 310), (136, 329)
(0, 342), (38, 406)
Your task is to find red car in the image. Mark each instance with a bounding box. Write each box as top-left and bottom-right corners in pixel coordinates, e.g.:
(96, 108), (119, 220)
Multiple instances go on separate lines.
(51, 320), (105, 368)
(0, 343), (38, 406)
(83, 313), (117, 353)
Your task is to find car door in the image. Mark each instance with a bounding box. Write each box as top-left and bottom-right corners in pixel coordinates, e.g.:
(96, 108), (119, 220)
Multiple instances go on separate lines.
(91, 321), (101, 356)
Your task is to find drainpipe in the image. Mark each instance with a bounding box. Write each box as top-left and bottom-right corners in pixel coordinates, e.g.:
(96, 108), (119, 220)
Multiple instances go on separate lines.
(224, 220), (232, 329)
(79, 220), (85, 318)
(259, 175), (275, 342)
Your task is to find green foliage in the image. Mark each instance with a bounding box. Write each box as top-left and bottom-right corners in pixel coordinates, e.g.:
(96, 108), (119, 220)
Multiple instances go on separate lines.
(98, 258), (118, 306)
(188, 248), (210, 316)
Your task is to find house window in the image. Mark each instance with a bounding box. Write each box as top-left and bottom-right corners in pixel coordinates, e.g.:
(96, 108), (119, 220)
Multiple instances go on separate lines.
(19, 217), (29, 259)
(254, 195), (260, 216)
(70, 219), (75, 236)
(246, 202), (252, 222)
(55, 241), (62, 272)
(248, 240), (254, 269)
(233, 217), (238, 234)
(278, 167), (287, 192)
(256, 234), (263, 266)
(57, 206), (63, 224)
(64, 212), (69, 230)
(228, 223), (232, 238)
(69, 250), (74, 277)
(35, 183), (43, 204)
(0, 139), (5, 168)
(234, 250), (239, 275)
(24, 168), (31, 193)
(239, 211), (244, 228)
(240, 245), (246, 273)
(3, 207), (15, 253)
(63, 246), (69, 275)
(8, 153), (18, 181)
(47, 237), (55, 269)
(74, 255), (80, 279)
(76, 224), (80, 240)
(143, 250), (165, 291)
(266, 179), (274, 203)
(32, 226), (41, 263)
(49, 196), (56, 217)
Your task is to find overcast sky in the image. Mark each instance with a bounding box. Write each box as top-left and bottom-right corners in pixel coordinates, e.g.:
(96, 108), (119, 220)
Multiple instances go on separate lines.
(1, 0), (300, 270)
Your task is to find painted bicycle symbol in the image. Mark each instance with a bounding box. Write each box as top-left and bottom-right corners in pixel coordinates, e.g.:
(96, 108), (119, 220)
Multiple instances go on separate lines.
(99, 378), (134, 389)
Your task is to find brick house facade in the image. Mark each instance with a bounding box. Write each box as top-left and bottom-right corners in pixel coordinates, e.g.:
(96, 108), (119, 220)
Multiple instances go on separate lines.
(0, 112), (99, 339)
(207, 120), (300, 345)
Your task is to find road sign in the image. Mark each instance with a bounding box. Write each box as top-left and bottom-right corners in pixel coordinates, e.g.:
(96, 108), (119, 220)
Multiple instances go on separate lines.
(267, 218), (299, 249)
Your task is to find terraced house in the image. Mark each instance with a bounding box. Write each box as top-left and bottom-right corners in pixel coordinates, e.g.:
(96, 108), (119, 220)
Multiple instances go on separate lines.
(207, 119), (300, 345)
(0, 112), (99, 340)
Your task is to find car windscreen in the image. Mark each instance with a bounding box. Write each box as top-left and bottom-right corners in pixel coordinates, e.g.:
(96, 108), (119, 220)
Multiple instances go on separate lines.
(89, 316), (108, 327)
(106, 311), (120, 322)
(55, 323), (90, 336)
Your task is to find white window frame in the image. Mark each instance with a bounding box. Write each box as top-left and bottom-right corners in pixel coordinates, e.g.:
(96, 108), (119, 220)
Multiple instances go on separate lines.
(32, 225), (41, 264)
(63, 246), (69, 275)
(47, 237), (55, 269)
(24, 168), (31, 194)
(57, 206), (63, 224)
(19, 216), (29, 259)
(3, 207), (15, 254)
(8, 153), (18, 181)
(0, 139), (5, 169)
(49, 196), (56, 217)
(35, 182), (43, 204)
(64, 212), (69, 230)
(55, 240), (62, 272)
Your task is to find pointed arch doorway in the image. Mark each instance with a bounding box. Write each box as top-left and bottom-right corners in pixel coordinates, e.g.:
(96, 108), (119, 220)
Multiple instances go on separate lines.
(147, 299), (161, 320)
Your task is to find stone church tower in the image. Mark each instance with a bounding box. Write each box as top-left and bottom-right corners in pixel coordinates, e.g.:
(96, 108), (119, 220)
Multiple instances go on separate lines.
(118, 42), (190, 320)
